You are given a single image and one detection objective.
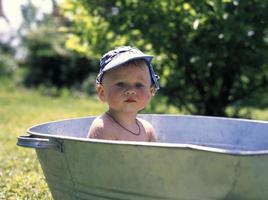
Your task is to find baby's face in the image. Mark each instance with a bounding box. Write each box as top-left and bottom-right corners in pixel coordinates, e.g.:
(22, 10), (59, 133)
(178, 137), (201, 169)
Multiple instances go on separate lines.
(98, 63), (154, 114)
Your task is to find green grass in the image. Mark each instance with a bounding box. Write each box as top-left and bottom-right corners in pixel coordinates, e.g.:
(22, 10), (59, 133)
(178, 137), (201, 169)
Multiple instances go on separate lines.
(0, 79), (107, 199)
(1, 78), (268, 199)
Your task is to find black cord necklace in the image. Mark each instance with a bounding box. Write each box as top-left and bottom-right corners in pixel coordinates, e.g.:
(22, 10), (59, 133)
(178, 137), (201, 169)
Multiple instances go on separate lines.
(106, 111), (141, 135)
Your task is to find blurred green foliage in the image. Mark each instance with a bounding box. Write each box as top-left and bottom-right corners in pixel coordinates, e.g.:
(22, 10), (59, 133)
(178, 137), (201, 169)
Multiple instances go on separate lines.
(0, 50), (18, 77)
(22, 24), (98, 90)
(19, 2), (98, 92)
(61, 0), (268, 116)
(0, 42), (18, 77)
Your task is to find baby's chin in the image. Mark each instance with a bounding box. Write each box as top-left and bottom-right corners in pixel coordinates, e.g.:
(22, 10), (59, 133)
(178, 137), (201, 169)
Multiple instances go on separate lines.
(116, 107), (142, 114)
(109, 102), (146, 114)
(124, 104), (146, 113)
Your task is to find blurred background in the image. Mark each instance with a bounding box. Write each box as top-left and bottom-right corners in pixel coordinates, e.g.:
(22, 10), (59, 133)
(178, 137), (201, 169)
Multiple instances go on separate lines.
(1, 0), (268, 117)
(0, 0), (268, 198)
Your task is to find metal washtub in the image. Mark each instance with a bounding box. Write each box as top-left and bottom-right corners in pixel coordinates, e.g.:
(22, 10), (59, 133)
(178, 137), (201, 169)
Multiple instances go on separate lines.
(17, 114), (268, 200)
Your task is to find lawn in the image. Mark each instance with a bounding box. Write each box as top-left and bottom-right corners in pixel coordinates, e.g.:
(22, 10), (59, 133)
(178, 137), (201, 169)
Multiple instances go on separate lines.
(0, 79), (106, 199)
(1, 78), (268, 199)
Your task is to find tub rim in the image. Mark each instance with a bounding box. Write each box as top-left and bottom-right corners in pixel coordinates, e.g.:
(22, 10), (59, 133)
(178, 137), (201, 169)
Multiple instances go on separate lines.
(26, 114), (268, 156)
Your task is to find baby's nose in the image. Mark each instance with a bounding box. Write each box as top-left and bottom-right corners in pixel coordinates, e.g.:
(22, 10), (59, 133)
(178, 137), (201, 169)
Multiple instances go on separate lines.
(125, 86), (136, 95)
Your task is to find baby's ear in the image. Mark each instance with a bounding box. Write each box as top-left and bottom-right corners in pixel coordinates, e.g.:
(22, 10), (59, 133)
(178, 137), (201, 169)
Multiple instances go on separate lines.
(150, 87), (156, 96)
(96, 84), (106, 101)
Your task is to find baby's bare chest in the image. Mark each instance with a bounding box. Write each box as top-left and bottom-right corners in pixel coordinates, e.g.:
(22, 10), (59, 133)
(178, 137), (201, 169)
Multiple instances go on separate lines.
(104, 127), (149, 141)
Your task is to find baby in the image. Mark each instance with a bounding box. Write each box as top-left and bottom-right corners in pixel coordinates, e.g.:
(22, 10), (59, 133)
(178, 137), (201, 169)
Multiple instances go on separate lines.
(87, 46), (160, 141)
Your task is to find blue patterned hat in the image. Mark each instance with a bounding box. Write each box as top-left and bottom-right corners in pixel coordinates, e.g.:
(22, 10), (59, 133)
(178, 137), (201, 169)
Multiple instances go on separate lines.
(96, 46), (160, 90)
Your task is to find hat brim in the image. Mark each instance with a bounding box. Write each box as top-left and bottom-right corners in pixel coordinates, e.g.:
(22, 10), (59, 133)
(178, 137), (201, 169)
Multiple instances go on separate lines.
(102, 53), (153, 72)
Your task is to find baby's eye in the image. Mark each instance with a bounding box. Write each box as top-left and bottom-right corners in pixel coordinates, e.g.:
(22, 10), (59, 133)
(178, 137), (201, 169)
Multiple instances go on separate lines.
(115, 82), (125, 87)
(135, 83), (144, 88)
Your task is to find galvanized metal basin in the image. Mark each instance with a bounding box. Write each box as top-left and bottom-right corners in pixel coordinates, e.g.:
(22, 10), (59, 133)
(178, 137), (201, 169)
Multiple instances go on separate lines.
(17, 114), (268, 200)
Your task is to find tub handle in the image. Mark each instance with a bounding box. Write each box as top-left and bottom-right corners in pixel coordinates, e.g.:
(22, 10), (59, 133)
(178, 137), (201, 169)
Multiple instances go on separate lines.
(17, 135), (63, 152)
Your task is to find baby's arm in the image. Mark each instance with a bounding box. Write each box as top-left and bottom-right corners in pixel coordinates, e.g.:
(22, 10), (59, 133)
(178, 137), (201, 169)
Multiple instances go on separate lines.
(148, 125), (157, 142)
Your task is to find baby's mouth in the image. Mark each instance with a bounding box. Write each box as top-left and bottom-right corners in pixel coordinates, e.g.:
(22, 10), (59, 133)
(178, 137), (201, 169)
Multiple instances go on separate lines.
(125, 99), (136, 103)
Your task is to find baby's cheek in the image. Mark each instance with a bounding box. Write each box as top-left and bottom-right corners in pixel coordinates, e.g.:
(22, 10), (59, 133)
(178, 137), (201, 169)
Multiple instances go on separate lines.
(139, 91), (152, 104)
(108, 96), (119, 106)
(144, 89), (153, 99)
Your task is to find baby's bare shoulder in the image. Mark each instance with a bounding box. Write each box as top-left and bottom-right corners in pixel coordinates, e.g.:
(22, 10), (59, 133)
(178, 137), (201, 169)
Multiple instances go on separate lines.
(87, 117), (104, 138)
(138, 118), (154, 130)
(91, 116), (105, 127)
(137, 118), (157, 142)
(87, 115), (117, 140)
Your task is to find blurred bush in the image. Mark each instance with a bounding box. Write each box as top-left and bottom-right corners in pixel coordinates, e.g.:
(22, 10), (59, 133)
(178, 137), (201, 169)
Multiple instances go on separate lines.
(22, 24), (98, 90)
(0, 41), (18, 77)
(0, 51), (18, 77)
(18, 2), (98, 93)
(62, 0), (268, 116)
